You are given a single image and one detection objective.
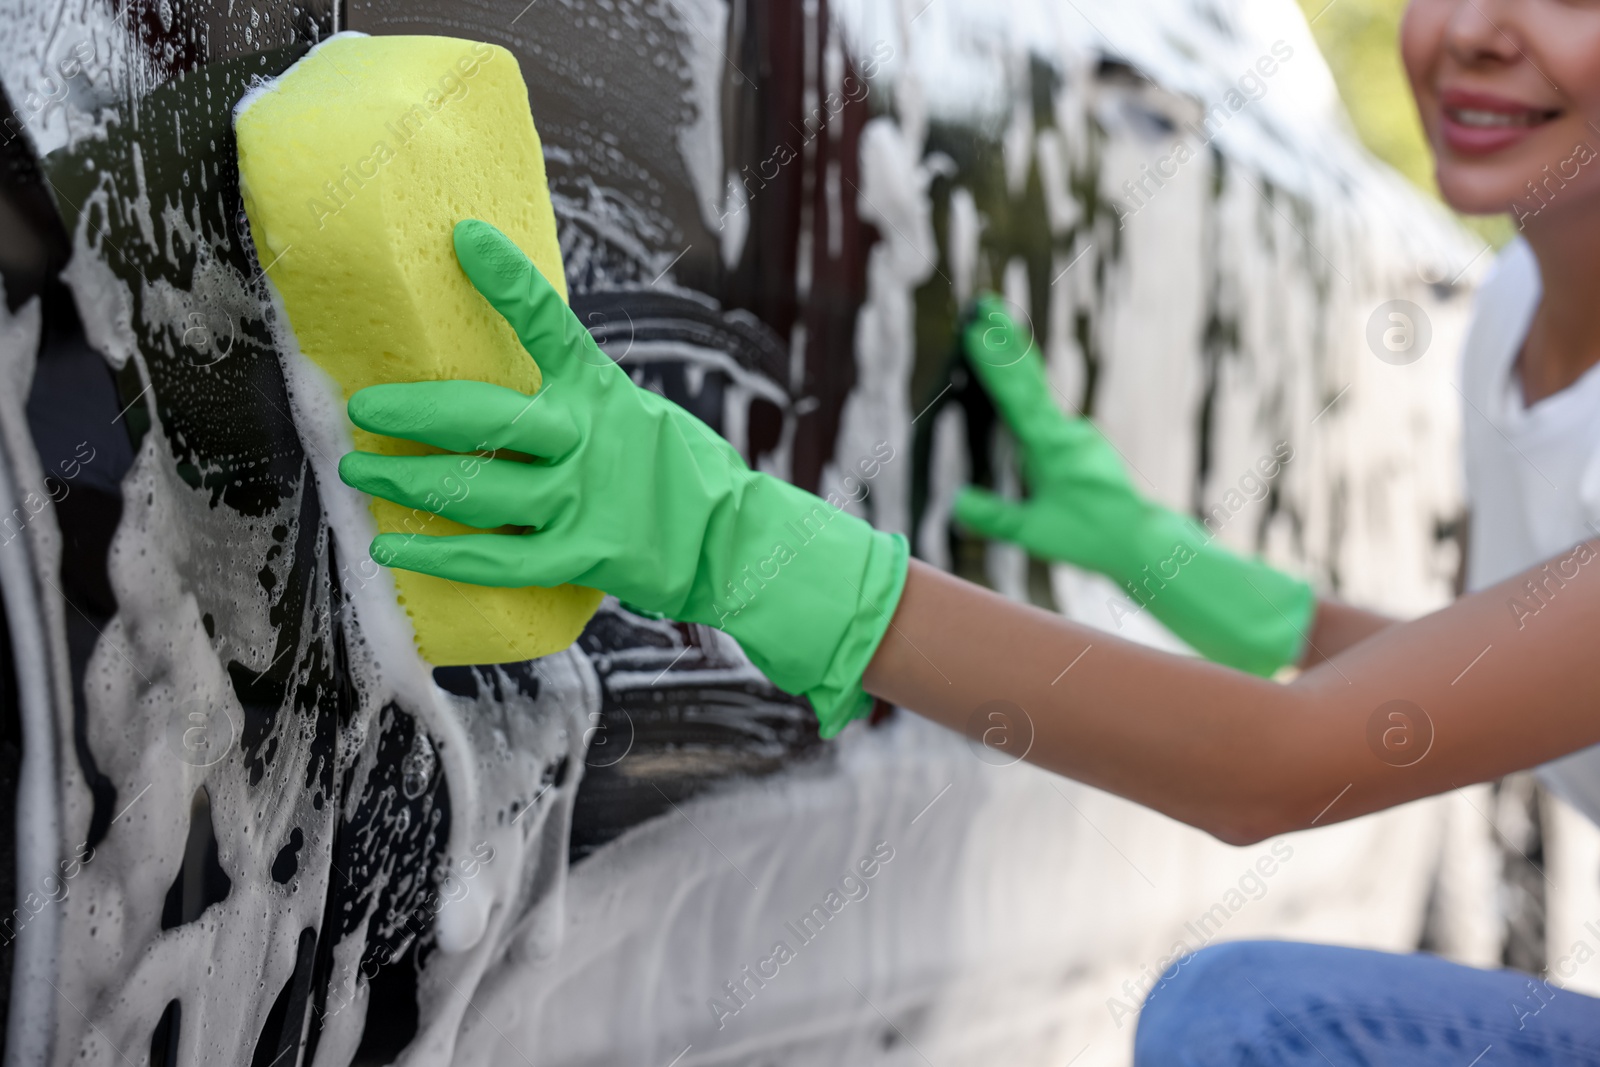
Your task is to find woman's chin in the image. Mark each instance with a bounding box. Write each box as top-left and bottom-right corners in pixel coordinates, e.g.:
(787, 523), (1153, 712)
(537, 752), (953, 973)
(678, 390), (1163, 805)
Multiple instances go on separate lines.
(1434, 169), (1525, 218)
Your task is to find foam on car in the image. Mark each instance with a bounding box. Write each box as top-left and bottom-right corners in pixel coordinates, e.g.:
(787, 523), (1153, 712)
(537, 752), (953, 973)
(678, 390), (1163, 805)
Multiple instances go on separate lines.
(234, 31), (602, 665)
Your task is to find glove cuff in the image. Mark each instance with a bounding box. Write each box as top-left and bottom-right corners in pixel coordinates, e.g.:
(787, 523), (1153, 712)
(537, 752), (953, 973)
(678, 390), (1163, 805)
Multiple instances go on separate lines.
(1195, 558), (1316, 675)
(1120, 512), (1316, 676)
(805, 529), (910, 738)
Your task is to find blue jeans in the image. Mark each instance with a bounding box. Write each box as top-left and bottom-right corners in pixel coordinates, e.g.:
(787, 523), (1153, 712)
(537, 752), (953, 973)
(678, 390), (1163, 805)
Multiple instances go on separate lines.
(1133, 940), (1600, 1066)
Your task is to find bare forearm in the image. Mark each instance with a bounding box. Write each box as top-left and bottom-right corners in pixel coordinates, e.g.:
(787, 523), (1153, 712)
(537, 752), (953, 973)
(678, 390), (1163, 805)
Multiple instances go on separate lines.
(864, 555), (1600, 843)
(864, 562), (1317, 842)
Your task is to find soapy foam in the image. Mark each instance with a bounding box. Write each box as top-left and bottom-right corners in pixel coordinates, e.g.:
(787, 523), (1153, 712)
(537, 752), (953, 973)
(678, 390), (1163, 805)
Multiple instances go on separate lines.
(2, 23), (603, 1064)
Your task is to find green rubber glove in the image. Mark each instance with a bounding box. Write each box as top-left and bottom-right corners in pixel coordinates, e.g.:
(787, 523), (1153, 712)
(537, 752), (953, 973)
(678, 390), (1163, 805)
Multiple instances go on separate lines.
(954, 296), (1314, 676)
(337, 219), (908, 737)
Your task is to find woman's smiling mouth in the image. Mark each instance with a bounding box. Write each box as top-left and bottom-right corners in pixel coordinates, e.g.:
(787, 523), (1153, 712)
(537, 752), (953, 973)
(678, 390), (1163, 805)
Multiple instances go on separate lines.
(1439, 89), (1563, 154)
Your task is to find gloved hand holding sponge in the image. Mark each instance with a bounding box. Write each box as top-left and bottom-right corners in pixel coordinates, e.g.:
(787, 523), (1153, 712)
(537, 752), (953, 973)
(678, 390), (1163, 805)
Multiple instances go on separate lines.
(339, 220), (909, 738)
(343, 225), (1314, 738)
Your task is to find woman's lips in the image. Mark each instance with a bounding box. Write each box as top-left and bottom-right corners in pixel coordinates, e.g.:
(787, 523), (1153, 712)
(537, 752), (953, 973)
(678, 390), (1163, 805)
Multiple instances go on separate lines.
(1437, 90), (1561, 156)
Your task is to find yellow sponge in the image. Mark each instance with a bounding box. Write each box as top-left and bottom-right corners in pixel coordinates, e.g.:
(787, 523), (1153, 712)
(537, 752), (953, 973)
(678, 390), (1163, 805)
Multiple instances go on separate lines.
(235, 33), (603, 666)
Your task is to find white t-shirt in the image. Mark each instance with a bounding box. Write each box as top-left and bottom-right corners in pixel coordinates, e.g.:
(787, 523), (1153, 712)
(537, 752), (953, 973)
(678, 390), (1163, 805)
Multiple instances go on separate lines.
(1460, 237), (1600, 823)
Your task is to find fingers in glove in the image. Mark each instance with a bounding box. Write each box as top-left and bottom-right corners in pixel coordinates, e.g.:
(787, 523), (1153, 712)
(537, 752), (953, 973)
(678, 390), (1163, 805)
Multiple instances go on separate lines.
(348, 380), (580, 460)
(339, 451), (574, 530)
(370, 530), (565, 588)
(453, 219), (601, 376)
(962, 295), (1069, 442)
(952, 486), (1029, 542)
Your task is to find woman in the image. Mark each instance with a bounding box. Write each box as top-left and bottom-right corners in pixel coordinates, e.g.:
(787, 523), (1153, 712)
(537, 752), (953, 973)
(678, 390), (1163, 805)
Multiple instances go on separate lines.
(334, 0), (1600, 1059)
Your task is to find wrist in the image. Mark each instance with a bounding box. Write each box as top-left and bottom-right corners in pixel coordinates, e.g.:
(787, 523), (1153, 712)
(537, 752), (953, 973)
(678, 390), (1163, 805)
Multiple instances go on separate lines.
(697, 473), (910, 736)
